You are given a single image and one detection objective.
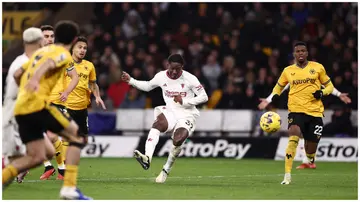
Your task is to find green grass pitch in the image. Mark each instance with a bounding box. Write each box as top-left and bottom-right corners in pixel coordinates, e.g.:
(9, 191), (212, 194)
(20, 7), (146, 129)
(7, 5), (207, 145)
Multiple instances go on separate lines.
(2, 158), (358, 200)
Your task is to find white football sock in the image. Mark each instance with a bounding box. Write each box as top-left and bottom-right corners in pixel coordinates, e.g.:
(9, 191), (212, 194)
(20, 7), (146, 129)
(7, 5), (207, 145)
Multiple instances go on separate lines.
(58, 163), (66, 170)
(163, 145), (182, 174)
(145, 128), (160, 162)
(44, 161), (52, 167)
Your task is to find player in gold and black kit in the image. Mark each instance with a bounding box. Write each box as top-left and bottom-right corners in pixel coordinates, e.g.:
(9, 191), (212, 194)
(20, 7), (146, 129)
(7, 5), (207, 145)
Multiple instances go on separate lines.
(64, 36), (106, 139)
(2, 21), (92, 199)
(270, 41), (334, 185)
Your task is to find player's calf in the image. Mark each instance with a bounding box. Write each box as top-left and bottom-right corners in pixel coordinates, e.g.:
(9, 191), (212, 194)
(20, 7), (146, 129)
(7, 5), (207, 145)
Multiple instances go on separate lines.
(173, 128), (189, 146)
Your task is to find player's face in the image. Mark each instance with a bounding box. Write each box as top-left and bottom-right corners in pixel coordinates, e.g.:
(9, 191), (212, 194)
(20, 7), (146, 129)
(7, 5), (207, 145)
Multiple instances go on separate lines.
(293, 45), (308, 63)
(43, 30), (54, 45)
(167, 62), (183, 79)
(73, 41), (87, 59)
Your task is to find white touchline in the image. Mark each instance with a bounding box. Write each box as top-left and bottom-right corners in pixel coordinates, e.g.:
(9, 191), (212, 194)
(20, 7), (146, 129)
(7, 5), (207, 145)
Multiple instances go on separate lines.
(18, 173), (354, 183)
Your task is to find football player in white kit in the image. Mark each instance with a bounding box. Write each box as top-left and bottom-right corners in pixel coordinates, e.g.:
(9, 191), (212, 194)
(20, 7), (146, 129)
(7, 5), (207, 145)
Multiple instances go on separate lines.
(3, 27), (55, 183)
(121, 54), (208, 183)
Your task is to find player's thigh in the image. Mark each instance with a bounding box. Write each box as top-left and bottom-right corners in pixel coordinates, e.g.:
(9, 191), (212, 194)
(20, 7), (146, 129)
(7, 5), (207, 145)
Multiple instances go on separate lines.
(68, 108), (89, 142)
(172, 118), (196, 139)
(288, 113), (305, 137)
(2, 123), (26, 157)
(44, 104), (78, 142)
(154, 106), (177, 133)
(15, 111), (46, 145)
(304, 115), (324, 143)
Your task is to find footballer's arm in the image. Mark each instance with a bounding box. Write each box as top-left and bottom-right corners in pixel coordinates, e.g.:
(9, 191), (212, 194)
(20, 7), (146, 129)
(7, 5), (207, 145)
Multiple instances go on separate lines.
(182, 75), (209, 107)
(61, 68), (79, 101)
(89, 80), (106, 109)
(14, 68), (25, 85)
(123, 71), (160, 92)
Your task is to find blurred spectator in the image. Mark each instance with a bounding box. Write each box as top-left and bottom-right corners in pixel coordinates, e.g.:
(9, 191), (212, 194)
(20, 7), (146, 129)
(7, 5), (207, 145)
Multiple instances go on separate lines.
(323, 105), (354, 137)
(216, 82), (242, 109)
(202, 54), (221, 92)
(6, 3), (354, 111)
(120, 87), (146, 108)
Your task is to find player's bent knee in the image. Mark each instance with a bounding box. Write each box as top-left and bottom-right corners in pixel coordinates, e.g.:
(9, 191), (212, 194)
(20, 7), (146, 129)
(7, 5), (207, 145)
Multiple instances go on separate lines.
(46, 131), (59, 143)
(152, 115), (168, 132)
(173, 128), (189, 146)
(288, 125), (301, 137)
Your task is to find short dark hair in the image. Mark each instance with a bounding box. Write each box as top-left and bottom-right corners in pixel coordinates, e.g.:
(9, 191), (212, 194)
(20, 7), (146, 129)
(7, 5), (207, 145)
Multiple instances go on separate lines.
(294, 41), (307, 48)
(74, 36), (88, 45)
(40, 25), (53, 32)
(54, 20), (79, 45)
(168, 53), (185, 65)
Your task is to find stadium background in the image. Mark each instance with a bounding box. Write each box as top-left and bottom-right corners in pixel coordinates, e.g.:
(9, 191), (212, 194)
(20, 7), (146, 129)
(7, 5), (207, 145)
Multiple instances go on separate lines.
(2, 2), (358, 199)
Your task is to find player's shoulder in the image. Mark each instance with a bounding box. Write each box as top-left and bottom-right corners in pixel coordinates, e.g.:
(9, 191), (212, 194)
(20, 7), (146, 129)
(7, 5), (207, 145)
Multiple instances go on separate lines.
(309, 61), (325, 69)
(11, 54), (28, 67)
(82, 59), (95, 68)
(182, 70), (197, 80)
(283, 64), (297, 71)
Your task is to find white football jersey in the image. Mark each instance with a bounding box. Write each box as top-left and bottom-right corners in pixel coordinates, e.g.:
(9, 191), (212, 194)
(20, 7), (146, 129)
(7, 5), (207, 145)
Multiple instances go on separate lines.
(129, 70), (208, 120)
(3, 54), (29, 126)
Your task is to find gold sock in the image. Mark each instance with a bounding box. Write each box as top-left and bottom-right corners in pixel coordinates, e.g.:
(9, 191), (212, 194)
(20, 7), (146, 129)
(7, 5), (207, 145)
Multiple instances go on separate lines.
(54, 139), (65, 166)
(2, 165), (18, 184)
(63, 164), (78, 187)
(285, 136), (299, 173)
(62, 141), (69, 163)
(306, 153), (316, 164)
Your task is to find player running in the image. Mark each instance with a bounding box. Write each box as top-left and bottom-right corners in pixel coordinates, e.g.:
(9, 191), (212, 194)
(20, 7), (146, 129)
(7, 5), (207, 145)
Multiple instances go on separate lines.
(40, 24), (79, 180)
(3, 27), (55, 183)
(121, 54), (208, 183)
(258, 79), (351, 169)
(2, 21), (92, 199)
(269, 41), (334, 185)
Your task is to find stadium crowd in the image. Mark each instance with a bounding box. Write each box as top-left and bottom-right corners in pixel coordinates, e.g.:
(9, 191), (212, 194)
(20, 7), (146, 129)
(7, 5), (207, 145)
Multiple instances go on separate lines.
(76, 3), (358, 111)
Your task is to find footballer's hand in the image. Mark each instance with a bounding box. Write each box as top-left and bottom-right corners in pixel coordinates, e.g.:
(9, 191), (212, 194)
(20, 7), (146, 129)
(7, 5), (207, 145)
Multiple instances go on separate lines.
(59, 92), (69, 102)
(121, 72), (131, 83)
(25, 79), (39, 92)
(95, 97), (107, 110)
(173, 95), (183, 105)
(258, 98), (270, 110)
(339, 93), (352, 104)
(312, 90), (323, 100)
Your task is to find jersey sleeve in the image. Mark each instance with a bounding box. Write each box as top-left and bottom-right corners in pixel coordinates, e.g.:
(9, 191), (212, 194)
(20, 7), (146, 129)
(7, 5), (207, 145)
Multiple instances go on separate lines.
(48, 50), (72, 69)
(319, 64), (331, 85)
(129, 71), (162, 92)
(277, 70), (288, 87)
(20, 61), (30, 72)
(66, 62), (75, 72)
(182, 74), (209, 107)
(89, 63), (97, 82)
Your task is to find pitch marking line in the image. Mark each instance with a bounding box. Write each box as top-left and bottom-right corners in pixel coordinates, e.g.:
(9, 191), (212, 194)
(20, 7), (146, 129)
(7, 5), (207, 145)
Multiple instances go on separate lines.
(20, 173), (353, 183)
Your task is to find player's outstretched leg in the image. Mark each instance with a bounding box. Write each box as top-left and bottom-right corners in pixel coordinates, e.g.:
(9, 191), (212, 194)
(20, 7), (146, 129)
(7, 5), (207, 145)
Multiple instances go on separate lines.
(40, 131), (66, 180)
(156, 127), (188, 183)
(2, 138), (55, 189)
(134, 113), (168, 170)
(296, 140), (317, 169)
(58, 121), (92, 200)
(281, 125), (301, 185)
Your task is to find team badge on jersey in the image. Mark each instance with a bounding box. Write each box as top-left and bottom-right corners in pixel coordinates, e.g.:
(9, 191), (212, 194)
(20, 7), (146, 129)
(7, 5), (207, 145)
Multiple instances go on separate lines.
(181, 84), (184, 88)
(309, 69), (316, 75)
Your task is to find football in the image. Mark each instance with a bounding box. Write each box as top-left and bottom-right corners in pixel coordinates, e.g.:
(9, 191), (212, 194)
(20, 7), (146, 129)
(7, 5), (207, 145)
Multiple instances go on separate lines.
(260, 111), (282, 133)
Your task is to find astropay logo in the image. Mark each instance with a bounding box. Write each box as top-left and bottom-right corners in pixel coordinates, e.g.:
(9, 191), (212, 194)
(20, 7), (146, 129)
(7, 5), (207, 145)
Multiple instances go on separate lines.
(158, 139), (251, 159)
(316, 139), (358, 161)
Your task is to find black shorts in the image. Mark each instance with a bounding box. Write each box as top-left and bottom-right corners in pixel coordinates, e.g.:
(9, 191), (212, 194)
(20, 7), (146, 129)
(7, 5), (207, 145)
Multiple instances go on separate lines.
(51, 103), (66, 113)
(67, 108), (88, 136)
(288, 112), (323, 143)
(15, 104), (72, 144)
